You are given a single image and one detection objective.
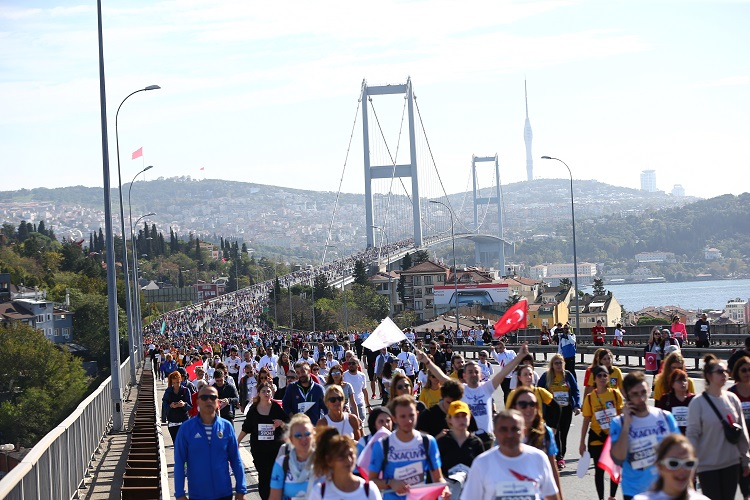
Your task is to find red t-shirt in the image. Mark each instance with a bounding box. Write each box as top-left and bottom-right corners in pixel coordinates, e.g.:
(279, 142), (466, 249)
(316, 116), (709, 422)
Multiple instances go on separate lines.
(592, 326), (606, 343)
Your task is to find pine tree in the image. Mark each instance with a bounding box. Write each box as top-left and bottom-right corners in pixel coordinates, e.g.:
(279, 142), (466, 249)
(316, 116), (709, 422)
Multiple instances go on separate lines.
(37, 220), (46, 236)
(401, 252), (413, 271)
(592, 277), (606, 296)
(353, 259), (369, 286)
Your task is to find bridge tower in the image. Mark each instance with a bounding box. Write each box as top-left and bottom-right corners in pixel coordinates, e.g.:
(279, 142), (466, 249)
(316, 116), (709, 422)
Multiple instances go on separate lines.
(472, 154), (506, 274)
(362, 78), (422, 248)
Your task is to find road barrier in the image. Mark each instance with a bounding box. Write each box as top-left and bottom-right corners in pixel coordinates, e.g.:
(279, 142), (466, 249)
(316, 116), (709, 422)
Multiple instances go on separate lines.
(0, 358), (133, 500)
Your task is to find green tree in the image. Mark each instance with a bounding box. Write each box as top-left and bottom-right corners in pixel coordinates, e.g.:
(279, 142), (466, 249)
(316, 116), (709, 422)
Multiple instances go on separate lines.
(0, 322), (89, 447)
(592, 277), (606, 296)
(559, 278), (572, 288)
(353, 259), (369, 286)
(71, 291), (127, 365)
(401, 252), (413, 271)
(412, 250), (429, 265)
(393, 310), (417, 330)
(313, 273), (334, 300)
(350, 284), (389, 321)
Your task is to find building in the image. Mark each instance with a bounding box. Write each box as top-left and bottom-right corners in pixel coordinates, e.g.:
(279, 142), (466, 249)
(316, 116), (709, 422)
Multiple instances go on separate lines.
(671, 184), (685, 197)
(726, 298), (750, 324)
(545, 262), (597, 277)
(704, 247), (722, 260)
(369, 270), (402, 314)
(635, 251), (676, 264)
(529, 286), (574, 328)
(0, 275), (74, 344)
(570, 293), (623, 329)
(641, 170), (657, 192)
(399, 260), (449, 320)
(497, 276), (543, 303)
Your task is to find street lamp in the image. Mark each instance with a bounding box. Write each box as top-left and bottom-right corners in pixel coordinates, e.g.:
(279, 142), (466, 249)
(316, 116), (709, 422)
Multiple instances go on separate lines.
(371, 226), (393, 318)
(132, 212), (155, 340)
(541, 156), (581, 337)
(115, 83), (160, 378)
(128, 165), (153, 360)
(429, 201), (459, 334)
(326, 244), (348, 332)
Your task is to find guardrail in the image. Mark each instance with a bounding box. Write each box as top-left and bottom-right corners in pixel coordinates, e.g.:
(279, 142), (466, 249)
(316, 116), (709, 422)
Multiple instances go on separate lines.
(0, 358), (133, 500)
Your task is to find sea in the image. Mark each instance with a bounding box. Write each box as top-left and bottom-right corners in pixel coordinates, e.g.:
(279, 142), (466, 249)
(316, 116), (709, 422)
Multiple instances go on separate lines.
(606, 278), (750, 311)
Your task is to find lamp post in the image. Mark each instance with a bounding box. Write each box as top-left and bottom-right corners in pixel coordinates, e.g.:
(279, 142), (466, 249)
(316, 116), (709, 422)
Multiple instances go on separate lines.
(128, 166), (153, 360)
(541, 156), (581, 337)
(132, 212), (155, 340)
(310, 271), (316, 333)
(371, 226), (393, 318)
(429, 201), (459, 334)
(326, 244), (348, 331)
(115, 83), (160, 379)
(96, 0), (124, 430)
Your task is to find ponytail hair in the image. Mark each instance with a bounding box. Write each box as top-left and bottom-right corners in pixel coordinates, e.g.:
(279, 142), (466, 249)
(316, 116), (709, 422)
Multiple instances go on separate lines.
(702, 354), (721, 382)
(312, 427), (356, 476)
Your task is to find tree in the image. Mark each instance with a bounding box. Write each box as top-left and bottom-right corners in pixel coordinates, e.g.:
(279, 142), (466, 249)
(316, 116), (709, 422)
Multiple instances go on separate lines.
(393, 310), (418, 330)
(592, 277), (606, 296)
(413, 250), (429, 266)
(313, 273), (334, 300)
(353, 259), (369, 286)
(0, 322), (89, 447)
(401, 252), (413, 271)
(559, 278), (572, 288)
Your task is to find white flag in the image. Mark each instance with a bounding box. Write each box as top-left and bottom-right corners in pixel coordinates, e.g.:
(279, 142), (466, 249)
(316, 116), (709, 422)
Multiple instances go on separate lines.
(362, 317), (406, 351)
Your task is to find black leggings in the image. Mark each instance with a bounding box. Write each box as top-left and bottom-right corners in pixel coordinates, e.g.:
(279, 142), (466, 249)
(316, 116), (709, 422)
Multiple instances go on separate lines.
(555, 405), (573, 460)
(588, 438), (618, 500)
(253, 451), (276, 500)
(698, 463), (740, 500)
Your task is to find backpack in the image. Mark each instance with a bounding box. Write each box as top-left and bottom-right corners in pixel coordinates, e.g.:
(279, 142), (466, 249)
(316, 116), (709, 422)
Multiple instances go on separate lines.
(380, 433), (435, 480)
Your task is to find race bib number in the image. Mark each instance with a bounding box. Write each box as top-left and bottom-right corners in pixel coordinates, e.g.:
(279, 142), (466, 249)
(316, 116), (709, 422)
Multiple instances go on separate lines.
(257, 423), (274, 441)
(742, 402), (750, 423)
(494, 481), (535, 500)
(298, 401), (315, 414)
(394, 461), (424, 486)
(671, 406), (688, 427)
(554, 391), (569, 406)
(630, 434), (659, 470)
(594, 408), (617, 429)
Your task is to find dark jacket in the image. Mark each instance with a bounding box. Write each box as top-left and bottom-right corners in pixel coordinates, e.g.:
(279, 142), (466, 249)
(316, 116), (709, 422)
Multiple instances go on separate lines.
(215, 382), (240, 421)
(161, 386), (192, 424)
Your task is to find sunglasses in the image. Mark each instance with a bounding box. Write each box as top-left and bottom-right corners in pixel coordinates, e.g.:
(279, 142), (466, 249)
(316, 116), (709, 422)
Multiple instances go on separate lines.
(596, 373), (609, 378)
(293, 431), (312, 439)
(396, 384), (411, 391)
(712, 369), (728, 375)
(660, 458), (698, 470)
(515, 400), (536, 409)
(327, 396), (344, 403)
(330, 371), (341, 375)
(198, 394), (218, 401)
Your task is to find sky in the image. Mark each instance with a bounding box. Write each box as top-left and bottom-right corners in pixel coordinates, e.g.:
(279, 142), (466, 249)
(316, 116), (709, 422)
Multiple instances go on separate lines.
(1, 0), (749, 199)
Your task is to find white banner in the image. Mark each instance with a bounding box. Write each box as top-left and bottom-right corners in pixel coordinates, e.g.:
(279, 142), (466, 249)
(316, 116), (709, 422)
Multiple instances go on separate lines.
(362, 317), (407, 351)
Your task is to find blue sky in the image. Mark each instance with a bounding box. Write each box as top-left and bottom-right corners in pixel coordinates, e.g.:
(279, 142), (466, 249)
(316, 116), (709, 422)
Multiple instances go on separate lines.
(1, 0), (748, 199)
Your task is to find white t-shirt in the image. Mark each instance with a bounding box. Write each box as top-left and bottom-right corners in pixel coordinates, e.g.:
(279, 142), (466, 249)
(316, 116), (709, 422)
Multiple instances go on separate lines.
(224, 355), (242, 374)
(462, 382), (496, 434)
(397, 352), (418, 376)
(308, 477), (382, 500)
(614, 328), (624, 341)
(343, 371), (367, 406)
(492, 350), (517, 379)
(259, 355), (279, 377)
(510, 371), (539, 390)
(461, 445), (558, 500)
(633, 491), (709, 500)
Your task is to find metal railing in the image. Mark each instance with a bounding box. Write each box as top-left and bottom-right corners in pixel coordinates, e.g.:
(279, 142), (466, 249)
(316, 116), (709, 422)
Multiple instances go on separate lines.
(0, 358), (132, 500)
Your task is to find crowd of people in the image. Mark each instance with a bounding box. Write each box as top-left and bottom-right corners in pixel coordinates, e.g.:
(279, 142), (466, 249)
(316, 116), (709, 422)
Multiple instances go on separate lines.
(144, 272), (744, 500)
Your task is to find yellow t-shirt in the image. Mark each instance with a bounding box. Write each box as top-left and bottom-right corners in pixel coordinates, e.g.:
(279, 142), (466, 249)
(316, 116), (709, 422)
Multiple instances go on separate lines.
(418, 387), (442, 408)
(449, 371), (460, 380)
(582, 388), (623, 444)
(505, 386), (554, 413)
(653, 375), (696, 401)
(586, 366), (624, 391)
(546, 373), (573, 407)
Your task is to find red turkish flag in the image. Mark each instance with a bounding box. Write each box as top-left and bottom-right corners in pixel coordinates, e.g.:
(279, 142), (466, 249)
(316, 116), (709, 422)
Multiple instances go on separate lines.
(493, 298), (528, 338)
(132, 147), (143, 160)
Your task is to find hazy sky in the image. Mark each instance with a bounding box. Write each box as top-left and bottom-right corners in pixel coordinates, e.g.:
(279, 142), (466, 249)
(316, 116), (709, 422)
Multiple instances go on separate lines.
(1, 0), (748, 199)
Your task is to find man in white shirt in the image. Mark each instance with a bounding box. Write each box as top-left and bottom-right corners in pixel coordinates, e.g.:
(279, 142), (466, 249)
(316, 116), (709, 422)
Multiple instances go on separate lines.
(258, 346), (279, 384)
(224, 348), (242, 385)
(461, 409), (559, 500)
(239, 351), (257, 374)
(492, 340), (517, 404)
(417, 343), (527, 448)
(298, 347), (315, 365)
(396, 342), (418, 384)
(342, 358), (370, 420)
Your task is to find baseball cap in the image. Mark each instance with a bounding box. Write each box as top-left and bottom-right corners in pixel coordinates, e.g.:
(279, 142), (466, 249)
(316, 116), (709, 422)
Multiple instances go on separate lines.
(447, 401), (471, 417)
(592, 365), (610, 377)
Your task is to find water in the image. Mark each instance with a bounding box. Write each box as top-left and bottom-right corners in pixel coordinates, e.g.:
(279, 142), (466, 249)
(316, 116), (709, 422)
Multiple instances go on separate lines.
(607, 278), (750, 311)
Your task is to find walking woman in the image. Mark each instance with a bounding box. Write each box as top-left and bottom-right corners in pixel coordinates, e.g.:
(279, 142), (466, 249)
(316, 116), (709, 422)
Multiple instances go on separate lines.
(269, 413), (316, 500)
(646, 327), (666, 375)
(580, 365), (623, 500)
(632, 434), (709, 500)
(309, 428), (382, 500)
(391, 373), (427, 413)
(508, 387), (563, 497)
(505, 365), (558, 428)
(687, 354), (750, 500)
(325, 364), (356, 413)
(731, 355), (750, 500)
(356, 407), (392, 456)
(316, 384), (362, 440)
(238, 382), (289, 499)
(584, 348), (623, 399)
(539, 353), (581, 469)
(161, 370), (192, 442)
(653, 352), (696, 402)
(436, 401), (485, 476)
(417, 370), (442, 409)
(655, 369), (694, 434)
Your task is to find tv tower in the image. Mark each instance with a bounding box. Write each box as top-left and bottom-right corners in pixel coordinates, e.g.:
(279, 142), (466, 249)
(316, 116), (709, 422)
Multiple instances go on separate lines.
(524, 80), (533, 182)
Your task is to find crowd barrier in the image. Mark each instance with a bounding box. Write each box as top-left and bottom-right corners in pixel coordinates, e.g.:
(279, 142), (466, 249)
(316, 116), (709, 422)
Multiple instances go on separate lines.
(0, 358), (132, 500)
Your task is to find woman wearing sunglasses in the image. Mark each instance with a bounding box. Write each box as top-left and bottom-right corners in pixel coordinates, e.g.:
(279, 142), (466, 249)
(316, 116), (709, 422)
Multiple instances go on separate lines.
(310, 428), (382, 500)
(316, 385), (362, 440)
(269, 413), (316, 500)
(508, 386), (563, 497)
(417, 369), (442, 409)
(580, 364), (623, 500)
(633, 433), (709, 500)
(325, 364), (356, 414)
(238, 382), (289, 500)
(391, 373), (427, 413)
(653, 352), (696, 402)
(539, 353), (581, 469)
(687, 354), (750, 500)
